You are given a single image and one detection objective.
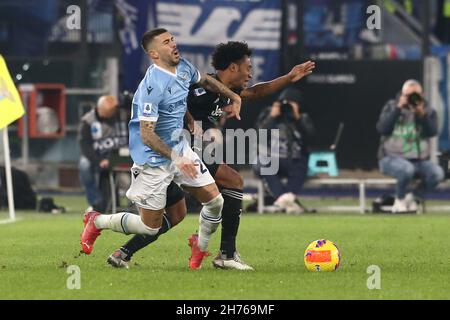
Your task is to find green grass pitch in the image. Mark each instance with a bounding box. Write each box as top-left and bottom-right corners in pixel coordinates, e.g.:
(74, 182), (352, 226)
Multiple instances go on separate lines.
(1, 196), (450, 299)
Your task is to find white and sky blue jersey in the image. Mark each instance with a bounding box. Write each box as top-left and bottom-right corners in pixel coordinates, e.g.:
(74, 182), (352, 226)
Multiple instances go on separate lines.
(129, 57), (201, 166)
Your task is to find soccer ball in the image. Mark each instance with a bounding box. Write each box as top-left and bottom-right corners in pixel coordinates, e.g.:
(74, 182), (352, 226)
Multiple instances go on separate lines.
(304, 239), (341, 272)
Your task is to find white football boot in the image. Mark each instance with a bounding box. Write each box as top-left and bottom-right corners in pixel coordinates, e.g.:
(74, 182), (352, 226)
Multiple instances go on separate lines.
(212, 252), (254, 271)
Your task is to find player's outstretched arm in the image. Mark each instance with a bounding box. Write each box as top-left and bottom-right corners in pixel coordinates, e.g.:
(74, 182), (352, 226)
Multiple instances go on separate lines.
(198, 74), (242, 120)
(240, 60), (315, 101)
(140, 120), (198, 178)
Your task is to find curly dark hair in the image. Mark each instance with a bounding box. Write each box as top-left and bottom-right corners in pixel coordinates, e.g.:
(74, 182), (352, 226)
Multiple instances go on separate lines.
(211, 41), (252, 70)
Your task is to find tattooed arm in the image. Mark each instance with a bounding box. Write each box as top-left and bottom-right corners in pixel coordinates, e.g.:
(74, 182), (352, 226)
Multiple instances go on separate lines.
(140, 121), (173, 159)
(198, 74), (242, 120)
(140, 120), (198, 178)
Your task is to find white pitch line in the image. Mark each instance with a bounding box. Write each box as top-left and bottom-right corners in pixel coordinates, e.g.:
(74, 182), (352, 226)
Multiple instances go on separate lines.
(0, 218), (22, 225)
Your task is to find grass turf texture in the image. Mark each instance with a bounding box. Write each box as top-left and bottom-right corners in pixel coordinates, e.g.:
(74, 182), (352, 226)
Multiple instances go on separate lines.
(1, 196), (450, 299)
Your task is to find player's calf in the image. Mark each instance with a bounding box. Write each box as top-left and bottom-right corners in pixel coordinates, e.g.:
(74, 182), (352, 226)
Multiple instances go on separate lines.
(107, 197), (187, 266)
(188, 194), (223, 270)
(80, 210), (162, 255)
(198, 193), (224, 251)
(94, 211), (161, 236)
(220, 187), (243, 258)
(214, 164), (246, 258)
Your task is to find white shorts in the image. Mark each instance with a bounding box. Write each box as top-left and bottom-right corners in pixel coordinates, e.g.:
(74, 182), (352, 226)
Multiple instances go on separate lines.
(126, 146), (215, 210)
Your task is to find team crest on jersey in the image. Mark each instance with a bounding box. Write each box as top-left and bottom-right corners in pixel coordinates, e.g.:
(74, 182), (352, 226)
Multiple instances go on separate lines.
(208, 105), (224, 124)
(211, 105), (223, 117)
(143, 103), (152, 116)
(194, 88), (206, 96)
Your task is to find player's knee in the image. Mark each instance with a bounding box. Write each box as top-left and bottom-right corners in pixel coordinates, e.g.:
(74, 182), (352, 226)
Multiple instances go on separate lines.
(203, 194), (224, 217)
(220, 170), (243, 189)
(140, 221), (160, 236)
(232, 174), (244, 190)
(169, 209), (187, 227)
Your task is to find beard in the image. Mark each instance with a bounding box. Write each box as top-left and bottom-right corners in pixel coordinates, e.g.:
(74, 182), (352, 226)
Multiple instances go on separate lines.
(169, 49), (181, 65)
(170, 56), (180, 66)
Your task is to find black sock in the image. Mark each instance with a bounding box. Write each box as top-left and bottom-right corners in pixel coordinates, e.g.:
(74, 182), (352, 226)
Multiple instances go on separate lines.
(220, 188), (243, 258)
(120, 214), (172, 260)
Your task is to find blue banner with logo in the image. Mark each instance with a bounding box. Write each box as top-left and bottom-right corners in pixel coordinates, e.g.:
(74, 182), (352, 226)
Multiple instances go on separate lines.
(150, 0), (282, 84)
(116, 0), (150, 91)
(431, 46), (450, 151)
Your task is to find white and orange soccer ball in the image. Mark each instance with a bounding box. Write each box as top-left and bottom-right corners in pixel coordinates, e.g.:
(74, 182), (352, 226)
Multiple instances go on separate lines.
(304, 239), (341, 272)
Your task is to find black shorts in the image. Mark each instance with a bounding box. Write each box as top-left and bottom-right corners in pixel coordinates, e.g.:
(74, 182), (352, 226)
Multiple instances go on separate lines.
(205, 162), (220, 177)
(195, 142), (221, 177)
(165, 182), (185, 208)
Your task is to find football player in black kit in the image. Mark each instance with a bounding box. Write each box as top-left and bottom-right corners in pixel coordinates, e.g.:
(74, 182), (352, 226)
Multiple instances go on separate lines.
(108, 41), (315, 270)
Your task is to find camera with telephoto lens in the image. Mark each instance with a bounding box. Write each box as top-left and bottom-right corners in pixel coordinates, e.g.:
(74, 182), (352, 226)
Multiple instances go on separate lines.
(119, 90), (134, 110)
(279, 99), (294, 119)
(407, 92), (423, 108)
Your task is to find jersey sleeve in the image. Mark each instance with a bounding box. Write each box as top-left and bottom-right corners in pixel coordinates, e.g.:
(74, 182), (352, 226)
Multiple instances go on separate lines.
(135, 80), (162, 122)
(183, 58), (201, 85)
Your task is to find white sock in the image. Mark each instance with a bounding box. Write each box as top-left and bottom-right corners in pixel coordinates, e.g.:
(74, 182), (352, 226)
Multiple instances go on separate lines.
(94, 212), (159, 236)
(197, 195), (223, 251)
(198, 216), (220, 252)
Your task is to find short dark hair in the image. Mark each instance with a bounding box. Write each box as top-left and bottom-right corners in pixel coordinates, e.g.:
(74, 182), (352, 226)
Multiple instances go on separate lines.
(211, 41), (252, 70)
(141, 28), (168, 52)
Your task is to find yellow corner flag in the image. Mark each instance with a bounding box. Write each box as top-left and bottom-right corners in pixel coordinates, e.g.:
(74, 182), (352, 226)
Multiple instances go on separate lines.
(0, 55), (25, 129)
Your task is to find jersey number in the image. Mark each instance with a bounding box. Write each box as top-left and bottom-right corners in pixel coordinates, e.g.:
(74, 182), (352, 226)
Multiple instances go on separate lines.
(194, 159), (207, 174)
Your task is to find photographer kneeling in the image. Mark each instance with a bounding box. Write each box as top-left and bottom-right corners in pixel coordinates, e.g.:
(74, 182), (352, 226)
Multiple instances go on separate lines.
(254, 88), (315, 214)
(376, 79), (444, 213)
(78, 95), (128, 213)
